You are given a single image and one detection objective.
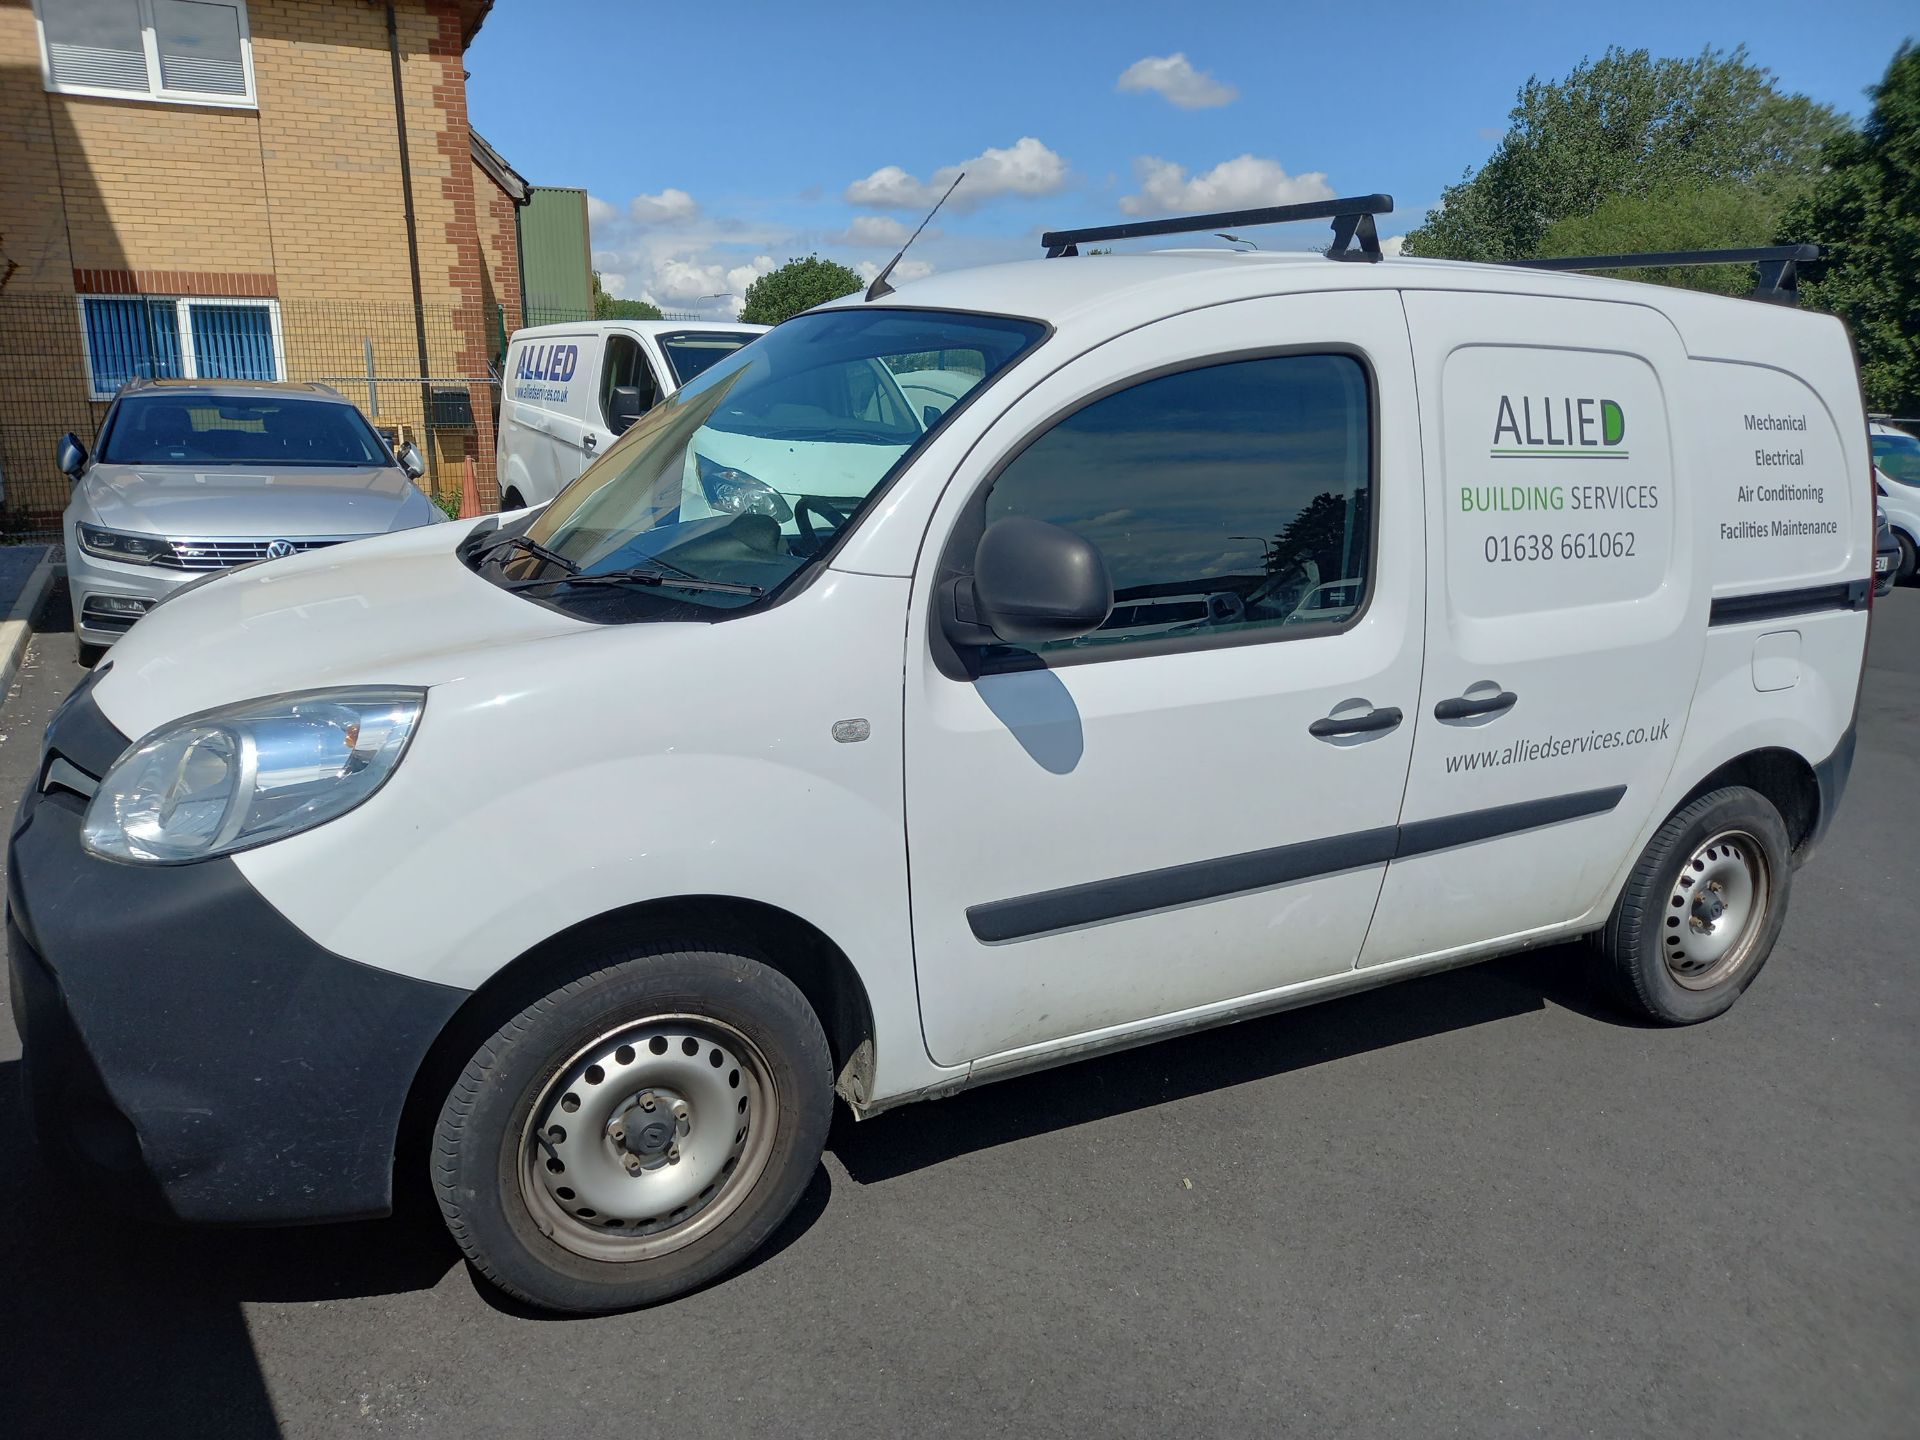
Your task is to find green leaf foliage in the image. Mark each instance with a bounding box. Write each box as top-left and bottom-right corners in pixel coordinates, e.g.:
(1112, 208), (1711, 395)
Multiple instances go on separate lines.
(1777, 43), (1920, 416)
(1538, 183), (1787, 296)
(739, 256), (864, 326)
(1405, 46), (1846, 262)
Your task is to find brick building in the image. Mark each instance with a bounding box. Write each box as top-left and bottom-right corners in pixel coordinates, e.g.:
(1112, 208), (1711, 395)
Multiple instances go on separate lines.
(0, 0), (536, 522)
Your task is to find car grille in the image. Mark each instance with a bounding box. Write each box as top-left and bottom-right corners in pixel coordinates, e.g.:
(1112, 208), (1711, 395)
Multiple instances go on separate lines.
(152, 537), (359, 571)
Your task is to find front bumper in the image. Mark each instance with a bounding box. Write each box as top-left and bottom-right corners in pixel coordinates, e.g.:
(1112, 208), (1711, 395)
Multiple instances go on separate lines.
(7, 671), (468, 1223)
(63, 538), (193, 645)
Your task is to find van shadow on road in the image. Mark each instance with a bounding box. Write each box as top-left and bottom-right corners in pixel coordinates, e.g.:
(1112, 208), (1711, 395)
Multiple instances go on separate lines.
(829, 941), (1617, 1184)
(0, 1059), (459, 1438)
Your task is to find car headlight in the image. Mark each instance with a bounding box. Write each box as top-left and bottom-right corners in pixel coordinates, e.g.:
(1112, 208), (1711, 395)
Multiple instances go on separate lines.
(82, 689), (424, 864)
(695, 454), (792, 521)
(77, 523), (173, 565)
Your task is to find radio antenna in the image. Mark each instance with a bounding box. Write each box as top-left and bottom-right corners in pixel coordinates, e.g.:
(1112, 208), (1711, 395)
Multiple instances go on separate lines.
(866, 172), (964, 301)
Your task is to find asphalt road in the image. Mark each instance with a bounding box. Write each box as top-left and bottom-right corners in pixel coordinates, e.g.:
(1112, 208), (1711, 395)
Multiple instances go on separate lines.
(2, 581), (1915, 1439)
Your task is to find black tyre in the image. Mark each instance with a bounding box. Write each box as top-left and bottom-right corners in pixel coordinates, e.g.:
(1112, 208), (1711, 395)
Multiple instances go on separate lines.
(1589, 786), (1792, 1025)
(433, 938), (832, 1313)
(75, 636), (106, 668)
(1897, 531), (1917, 585)
(502, 488), (526, 511)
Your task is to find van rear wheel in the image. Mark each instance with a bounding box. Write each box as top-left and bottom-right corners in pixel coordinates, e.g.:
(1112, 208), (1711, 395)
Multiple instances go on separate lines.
(432, 939), (833, 1313)
(1589, 786), (1792, 1025)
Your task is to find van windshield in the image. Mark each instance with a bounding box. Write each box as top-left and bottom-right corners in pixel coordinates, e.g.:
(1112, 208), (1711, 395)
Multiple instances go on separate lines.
(658, 331), (760, 385)
(1874, 430), (1920, 486)
(489, 308), (1045, 618)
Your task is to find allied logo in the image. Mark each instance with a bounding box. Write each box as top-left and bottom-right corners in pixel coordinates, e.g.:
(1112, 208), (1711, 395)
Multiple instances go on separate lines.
(513, 342), (580, 383)
(1491, 395), (1627, 457)
(265, 539), (296, 559)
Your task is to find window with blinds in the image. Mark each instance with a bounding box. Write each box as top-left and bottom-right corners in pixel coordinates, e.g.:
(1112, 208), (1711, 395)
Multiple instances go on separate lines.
(81, 297), (282, 398)
(36, 0), (253, 107)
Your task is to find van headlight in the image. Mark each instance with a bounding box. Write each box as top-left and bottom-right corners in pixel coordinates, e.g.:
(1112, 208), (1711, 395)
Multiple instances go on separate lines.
(82, 689), (424, 864)
(695, 454), (792, 521)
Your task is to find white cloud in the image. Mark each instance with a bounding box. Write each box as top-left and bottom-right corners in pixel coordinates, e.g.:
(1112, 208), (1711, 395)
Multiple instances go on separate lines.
(846, 137), (1067, 212)
(628, 187), (700, 225)
(588, 190), (790, 316)
(1380, 235), (1406, 258)
(856, 258), (935, 284)
(832, 215), (915, 247)
(1120, 155), (1333, 215)
(1116, 53), (1237, 109)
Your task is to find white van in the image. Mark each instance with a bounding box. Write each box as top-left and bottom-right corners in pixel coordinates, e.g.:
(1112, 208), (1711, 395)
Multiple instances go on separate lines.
(1870, 420), (1919, 583)
(11, 200), (1874, 1315)
(496, 318), (766, 509)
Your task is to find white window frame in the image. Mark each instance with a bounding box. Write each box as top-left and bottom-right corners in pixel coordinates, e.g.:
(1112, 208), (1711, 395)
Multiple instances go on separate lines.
(79, 295), (286, 400)
(33, 0), (257, 111)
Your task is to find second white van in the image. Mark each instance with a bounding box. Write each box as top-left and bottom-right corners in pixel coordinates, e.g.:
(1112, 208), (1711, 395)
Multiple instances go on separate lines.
(496, 318), (766, 509)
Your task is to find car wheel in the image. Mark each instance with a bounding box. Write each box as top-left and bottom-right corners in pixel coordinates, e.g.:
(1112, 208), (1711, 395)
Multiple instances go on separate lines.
(433, 937), (832, 1314)
(502, 488), (525, 512)
(1897, 531), (1917, 585)
(1588, 786), (1792, 1025)
(75, 635), (106, 668)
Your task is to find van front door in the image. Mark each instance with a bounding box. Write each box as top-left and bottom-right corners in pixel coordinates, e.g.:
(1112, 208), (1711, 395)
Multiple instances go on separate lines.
(905, 294), (1425, 1068)
(1360, 292), (1702, 966)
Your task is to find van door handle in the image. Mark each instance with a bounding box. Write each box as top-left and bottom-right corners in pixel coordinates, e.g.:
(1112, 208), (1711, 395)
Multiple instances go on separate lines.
(1434, 690), (1517, 721)
(582, 433), (598, 452)
(1309, 705), (1403, 740)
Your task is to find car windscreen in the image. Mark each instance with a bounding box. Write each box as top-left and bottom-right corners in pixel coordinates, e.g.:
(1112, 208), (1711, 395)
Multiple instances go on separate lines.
(1874, 431), (1920, 486)
(100, 394), (392, 467)
(485, 308), (1045, 620)
(658, 331), (760, 386)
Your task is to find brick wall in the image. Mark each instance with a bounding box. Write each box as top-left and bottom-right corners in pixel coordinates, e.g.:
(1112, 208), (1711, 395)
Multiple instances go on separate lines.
(476, 159), (524, 345)
(0, 0), (513, 516)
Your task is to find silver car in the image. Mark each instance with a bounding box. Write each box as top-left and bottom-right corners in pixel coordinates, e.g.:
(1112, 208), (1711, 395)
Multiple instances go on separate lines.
(58, 379), (442, 659)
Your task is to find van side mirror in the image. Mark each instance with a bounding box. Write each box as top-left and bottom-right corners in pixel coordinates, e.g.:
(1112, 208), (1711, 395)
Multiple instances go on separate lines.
(57, 432), (87, 479)
(943, 515), (1113, 648)
(396, 441), (426, 480)
(609, 385), (646, 435)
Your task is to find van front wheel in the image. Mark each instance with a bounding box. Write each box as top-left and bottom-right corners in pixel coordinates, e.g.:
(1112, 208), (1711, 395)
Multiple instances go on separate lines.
(433, 940), (833, 1313)
(1589, 786), (1792, 1025)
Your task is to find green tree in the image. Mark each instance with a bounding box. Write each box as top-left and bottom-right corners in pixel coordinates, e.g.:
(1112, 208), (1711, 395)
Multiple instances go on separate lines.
(1538, 183), (1785, 296)
(591, 270), (663, 321)
(1779, 43), (1920, 415)
(1405, 47), (1846, 263)
(739, 256), (863, 326)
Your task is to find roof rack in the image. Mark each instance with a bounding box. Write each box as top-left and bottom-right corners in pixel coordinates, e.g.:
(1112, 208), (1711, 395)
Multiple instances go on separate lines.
(1499, 244), (1820, 305)
(1041, 193), (1395, 261)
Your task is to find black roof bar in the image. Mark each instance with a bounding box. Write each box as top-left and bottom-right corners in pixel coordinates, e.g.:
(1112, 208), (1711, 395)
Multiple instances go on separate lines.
(1041, 194), (1395, 261)
(1500, 244), (1820, 305)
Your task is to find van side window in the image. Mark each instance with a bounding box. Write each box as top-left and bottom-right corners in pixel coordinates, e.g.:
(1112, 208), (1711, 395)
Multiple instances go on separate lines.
(600, 335), (660, 429)
(982, 353), (1373, 657)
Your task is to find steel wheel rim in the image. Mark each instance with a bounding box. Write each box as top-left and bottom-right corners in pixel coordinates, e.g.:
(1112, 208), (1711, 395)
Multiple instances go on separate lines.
(1663, 829), (1770, 991)
(518, 1014), (779, 1263)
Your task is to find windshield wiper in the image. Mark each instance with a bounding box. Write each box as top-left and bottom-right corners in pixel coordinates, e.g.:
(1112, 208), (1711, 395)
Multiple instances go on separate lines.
(505, 565), (764, 598)
(485, 533), (578, 574)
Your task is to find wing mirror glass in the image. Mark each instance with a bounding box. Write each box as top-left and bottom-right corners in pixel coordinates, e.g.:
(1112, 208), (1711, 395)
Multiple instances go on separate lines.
(57, 432), (88, 480)
(609, 385), (646, 435)
(396, 441), (426, 480)
(943, 515), (1113, 648)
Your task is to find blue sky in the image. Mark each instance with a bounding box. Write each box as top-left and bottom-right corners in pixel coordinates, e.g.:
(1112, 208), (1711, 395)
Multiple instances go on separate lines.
(467, 0), (1915, 317)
